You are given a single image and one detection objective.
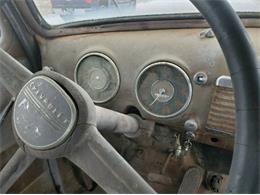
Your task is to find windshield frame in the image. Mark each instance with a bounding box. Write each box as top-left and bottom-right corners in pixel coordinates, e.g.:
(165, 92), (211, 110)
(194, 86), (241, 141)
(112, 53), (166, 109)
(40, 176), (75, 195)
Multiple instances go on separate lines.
(29, 0), (260, 29)
(12, 0), (260, 38)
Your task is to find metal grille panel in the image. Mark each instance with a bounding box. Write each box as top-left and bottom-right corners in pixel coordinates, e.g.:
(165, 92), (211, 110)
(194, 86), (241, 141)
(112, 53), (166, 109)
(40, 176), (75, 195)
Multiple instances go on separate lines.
(206, 86), (236, 135)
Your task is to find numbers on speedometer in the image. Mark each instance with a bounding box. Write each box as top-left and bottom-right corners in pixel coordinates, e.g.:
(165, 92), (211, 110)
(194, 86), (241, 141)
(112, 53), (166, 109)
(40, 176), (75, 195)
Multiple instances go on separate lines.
(135, 62), (192, 118)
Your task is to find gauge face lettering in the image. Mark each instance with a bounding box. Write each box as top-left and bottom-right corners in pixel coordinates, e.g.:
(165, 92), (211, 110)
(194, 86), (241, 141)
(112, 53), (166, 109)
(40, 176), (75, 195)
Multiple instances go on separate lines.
(75, 53), (120, 103)
(150, 80), (175, 104)
(136, 62), (192, 118)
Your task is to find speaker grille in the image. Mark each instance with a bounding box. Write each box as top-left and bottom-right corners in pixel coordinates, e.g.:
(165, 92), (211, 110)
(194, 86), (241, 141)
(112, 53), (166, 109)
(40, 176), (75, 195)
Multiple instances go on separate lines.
(206, 86), (236, 135)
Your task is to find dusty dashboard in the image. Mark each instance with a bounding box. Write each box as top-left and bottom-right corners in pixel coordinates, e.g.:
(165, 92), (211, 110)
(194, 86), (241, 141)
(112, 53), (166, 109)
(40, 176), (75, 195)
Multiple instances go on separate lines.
(37, 28), (260, 150)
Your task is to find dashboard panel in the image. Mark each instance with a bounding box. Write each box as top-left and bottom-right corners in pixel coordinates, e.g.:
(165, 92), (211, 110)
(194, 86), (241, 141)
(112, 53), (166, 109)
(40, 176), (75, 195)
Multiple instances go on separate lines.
(37, 28), (260, 150)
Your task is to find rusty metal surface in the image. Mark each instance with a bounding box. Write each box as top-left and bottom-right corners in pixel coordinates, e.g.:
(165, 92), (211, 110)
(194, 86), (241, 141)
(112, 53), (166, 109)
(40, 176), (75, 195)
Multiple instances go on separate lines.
(119, 138), (228, 194)
(29, 27), (259, 152)
(195, 132), (234, 151)
(128, 148), (197, 193)
(35, 28), (225, 125)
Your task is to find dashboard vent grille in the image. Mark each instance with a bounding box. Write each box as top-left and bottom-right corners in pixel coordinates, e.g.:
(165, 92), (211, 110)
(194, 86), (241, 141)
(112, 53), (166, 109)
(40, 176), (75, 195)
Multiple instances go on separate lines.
(206, 86), (236, 135)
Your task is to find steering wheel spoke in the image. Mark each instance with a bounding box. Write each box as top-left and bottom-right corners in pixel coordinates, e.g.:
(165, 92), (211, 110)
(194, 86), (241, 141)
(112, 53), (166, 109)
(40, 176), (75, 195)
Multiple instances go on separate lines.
(0, 48), (155, 193)
(66, 125), (155, 194)
(0, 148), (35, 193)
(0, 49), (33, 97)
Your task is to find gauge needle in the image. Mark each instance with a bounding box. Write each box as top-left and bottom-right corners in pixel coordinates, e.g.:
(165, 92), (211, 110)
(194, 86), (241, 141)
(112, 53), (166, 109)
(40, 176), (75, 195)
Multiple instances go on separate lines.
(149, 88), (165, 106)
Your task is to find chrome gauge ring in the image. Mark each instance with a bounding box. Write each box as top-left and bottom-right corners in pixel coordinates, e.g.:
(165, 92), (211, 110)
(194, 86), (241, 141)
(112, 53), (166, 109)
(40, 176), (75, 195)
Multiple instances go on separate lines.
(74, 52), (120, 103)
(135, 62), (192, 118)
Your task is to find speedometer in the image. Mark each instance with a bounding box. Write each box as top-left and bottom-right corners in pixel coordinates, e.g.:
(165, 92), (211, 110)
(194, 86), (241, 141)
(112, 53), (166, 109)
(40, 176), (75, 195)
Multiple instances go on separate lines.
(135, 62), (192, 118)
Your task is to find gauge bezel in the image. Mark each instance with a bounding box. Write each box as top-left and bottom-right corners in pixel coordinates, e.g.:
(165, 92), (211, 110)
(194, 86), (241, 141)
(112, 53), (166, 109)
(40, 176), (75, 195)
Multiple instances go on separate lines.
(74, 52), (120, 103)
(135, 61), (192, 118)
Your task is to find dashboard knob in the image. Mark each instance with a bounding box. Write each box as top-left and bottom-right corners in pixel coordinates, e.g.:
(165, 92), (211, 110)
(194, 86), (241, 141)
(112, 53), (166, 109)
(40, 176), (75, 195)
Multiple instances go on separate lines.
(184, 119), (198, 132)
(193, 72), (208, 85)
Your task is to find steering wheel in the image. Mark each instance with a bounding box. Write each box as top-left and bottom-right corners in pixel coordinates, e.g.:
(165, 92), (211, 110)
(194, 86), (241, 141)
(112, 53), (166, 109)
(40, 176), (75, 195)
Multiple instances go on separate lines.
(0, 0), (259, 193)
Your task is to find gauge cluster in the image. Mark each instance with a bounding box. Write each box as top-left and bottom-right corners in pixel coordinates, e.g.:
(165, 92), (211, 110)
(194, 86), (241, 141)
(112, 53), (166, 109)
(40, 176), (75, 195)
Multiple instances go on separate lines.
(75, 55), (192, 119)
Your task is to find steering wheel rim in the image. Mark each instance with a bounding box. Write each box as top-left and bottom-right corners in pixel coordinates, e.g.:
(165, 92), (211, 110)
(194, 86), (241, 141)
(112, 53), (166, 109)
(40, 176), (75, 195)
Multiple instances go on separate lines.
(191, 0), (260, 193)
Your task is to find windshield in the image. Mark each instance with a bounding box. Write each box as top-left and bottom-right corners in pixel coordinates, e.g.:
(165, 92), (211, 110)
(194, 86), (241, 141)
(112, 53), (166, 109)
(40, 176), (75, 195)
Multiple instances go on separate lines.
(33, 0), (260, 26)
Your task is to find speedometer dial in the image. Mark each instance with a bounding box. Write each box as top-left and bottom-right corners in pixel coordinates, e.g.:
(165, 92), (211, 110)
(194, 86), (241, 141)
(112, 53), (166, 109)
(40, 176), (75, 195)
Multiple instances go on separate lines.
(135, 62), (192, 118)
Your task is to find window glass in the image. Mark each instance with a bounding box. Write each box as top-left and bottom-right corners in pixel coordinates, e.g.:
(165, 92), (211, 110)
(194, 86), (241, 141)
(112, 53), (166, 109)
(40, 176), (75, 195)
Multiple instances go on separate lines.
(33, 0), (260, 26)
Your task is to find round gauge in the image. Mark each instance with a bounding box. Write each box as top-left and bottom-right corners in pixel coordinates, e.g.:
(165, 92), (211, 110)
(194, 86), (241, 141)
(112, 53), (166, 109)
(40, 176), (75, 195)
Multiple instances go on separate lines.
(135, 62), (192, 118)
(75, 53), (120, 103)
